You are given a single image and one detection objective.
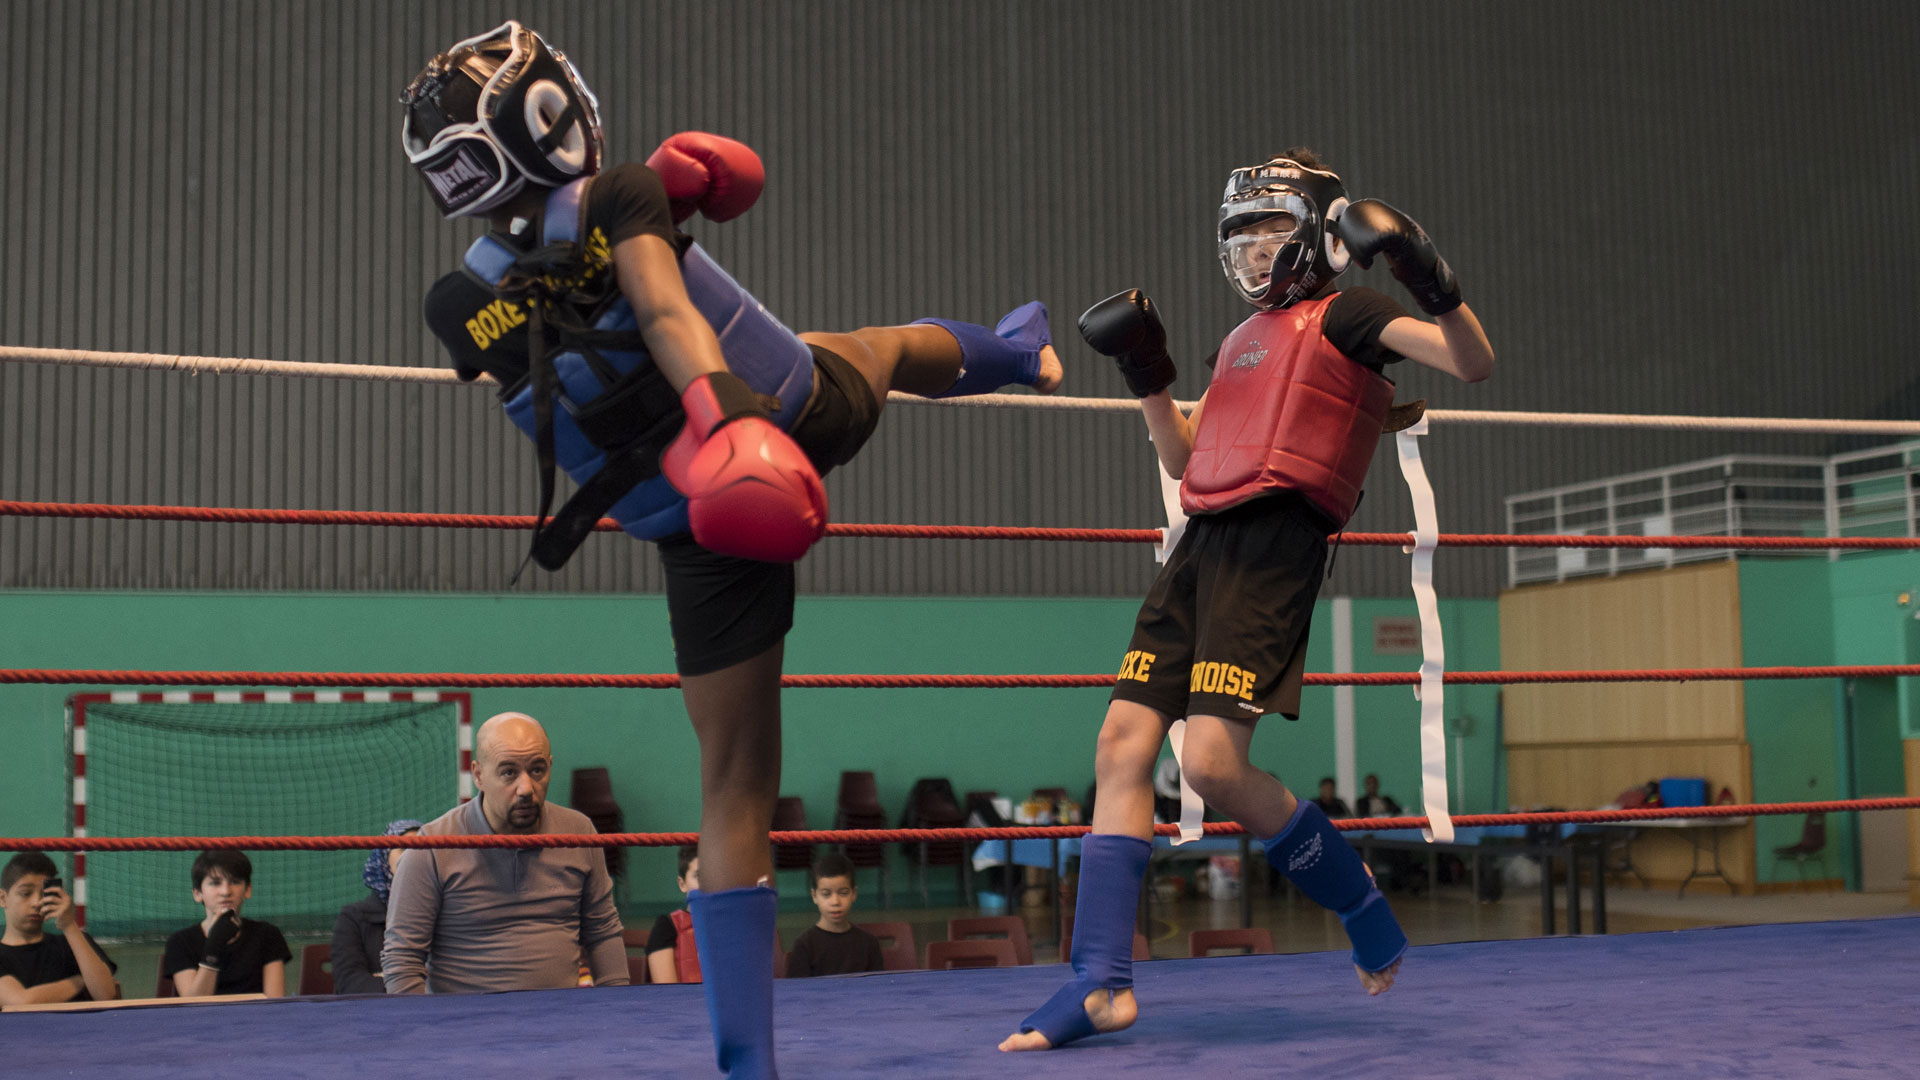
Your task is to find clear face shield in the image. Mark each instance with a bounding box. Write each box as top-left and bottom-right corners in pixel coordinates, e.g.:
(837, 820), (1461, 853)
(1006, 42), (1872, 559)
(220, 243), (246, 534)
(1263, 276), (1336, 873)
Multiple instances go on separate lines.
(1219, 190), (1318, 303)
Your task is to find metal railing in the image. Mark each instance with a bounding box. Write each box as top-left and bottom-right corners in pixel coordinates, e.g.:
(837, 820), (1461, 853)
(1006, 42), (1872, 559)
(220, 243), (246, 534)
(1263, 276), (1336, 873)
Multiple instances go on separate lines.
(1506, 443), (1920, 585)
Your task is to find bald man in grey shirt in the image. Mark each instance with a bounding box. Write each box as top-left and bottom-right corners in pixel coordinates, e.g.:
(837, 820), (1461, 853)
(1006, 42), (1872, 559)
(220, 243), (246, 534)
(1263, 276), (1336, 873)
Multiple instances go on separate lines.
(383, 711), (628, 994)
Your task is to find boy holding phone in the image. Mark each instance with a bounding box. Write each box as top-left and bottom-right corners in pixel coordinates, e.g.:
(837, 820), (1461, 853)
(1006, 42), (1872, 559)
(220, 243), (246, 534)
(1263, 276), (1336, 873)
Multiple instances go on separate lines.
(0, 852), (120, 1005)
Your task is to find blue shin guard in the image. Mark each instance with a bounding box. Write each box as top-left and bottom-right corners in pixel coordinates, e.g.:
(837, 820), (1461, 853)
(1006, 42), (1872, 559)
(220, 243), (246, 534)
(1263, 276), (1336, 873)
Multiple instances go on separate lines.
(1018, 832), (1150, 1046)
(689, 886), (779, 1079)
(915, 301), (1051, 398)
(1264, 800), (1407, 973)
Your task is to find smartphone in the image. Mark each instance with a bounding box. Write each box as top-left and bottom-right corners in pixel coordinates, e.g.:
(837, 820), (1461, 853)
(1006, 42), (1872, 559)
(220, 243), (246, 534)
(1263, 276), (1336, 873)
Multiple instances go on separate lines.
(41, 876), (61, 895)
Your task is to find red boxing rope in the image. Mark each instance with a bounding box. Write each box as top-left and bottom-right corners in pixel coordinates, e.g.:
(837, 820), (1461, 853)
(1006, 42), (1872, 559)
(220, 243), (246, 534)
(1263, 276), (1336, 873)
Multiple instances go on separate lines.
(6, 665), (1920, 688)
(8, 797), (1918, 852)
(5, 499), (1919, 550)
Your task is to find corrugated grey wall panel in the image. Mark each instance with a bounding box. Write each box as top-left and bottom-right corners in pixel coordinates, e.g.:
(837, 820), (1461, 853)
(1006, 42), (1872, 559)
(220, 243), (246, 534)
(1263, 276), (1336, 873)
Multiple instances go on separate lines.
(3, 1), (1918, 597)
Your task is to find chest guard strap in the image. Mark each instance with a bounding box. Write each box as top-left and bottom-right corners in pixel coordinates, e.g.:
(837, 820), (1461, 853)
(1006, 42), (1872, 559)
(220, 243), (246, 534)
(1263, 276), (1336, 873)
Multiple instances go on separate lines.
(466, 177), (816, 569)
(1181, 296), (1395, 527)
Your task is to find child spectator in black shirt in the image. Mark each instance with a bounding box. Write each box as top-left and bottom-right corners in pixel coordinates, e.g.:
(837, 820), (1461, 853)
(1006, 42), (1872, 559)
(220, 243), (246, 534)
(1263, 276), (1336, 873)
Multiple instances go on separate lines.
(646, 846), (704, 984)
(785, 853), (883, 979)
(0, 852), (119, 1005)
(163, 850), (292, 997)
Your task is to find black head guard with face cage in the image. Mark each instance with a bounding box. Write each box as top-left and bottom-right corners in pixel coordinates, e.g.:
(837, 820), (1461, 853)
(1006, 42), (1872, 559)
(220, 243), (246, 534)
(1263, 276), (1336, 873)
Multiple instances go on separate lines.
(400, 21), (605, 219)
(1216, 157), (1351, 309)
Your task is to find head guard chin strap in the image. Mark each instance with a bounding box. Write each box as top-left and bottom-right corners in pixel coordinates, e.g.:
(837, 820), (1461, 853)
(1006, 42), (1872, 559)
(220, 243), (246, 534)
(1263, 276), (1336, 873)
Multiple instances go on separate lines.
(1217, 157), (1351, 309)
(400, 20), (605, 219)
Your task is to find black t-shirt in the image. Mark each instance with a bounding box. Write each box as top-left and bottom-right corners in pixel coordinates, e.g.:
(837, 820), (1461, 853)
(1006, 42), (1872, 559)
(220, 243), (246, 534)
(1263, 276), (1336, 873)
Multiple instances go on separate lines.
(0, 933), (117, 1001)
(784, 924), (885, 978)
(423, 163), (688, 387)
(646, 911), (681, 954)
(1205, 287), (1410, 374)
(163, 918), (293, 995)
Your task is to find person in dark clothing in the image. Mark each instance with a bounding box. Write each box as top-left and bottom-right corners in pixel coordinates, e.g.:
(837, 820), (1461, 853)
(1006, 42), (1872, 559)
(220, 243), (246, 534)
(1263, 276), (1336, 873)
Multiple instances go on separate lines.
(1314, 777), (1354, 819)
(163, 850), (292, 997)
(1356, 774), (1402, 818)
(784, 853), (882, 979)
(330, 819), (422, 995)
(0, 852), (119, 1005)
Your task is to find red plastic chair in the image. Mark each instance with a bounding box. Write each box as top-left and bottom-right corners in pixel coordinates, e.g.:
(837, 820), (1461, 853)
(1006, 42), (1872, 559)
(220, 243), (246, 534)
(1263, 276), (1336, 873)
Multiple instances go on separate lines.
(947, 915), (1033, 966)
(1189, 928), (1274, 957)
(298, 943), (334, 995)
(154, 967), (178, 998)
(926, 939), (1018, 970)
(626, 954), (650, 985)
(858, 921), (919, 971)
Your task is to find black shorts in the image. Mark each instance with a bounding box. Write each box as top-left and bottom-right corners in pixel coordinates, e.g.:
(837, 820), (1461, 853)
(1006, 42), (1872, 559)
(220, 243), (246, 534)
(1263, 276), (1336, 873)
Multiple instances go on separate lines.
(1109, 493), (1330, 720)
(660, 346), (882, 676)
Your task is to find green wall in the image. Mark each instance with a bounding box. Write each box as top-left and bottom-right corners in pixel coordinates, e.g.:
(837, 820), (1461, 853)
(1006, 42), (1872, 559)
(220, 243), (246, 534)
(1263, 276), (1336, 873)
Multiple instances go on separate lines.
(0, 589), (1500, 915)
(1738, 558), (1844, 885)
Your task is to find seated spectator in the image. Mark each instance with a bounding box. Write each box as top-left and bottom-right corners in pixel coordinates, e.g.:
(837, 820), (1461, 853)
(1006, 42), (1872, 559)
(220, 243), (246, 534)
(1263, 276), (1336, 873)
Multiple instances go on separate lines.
(1312, 777), (1351, 819)
(784, 853), (883, 979)
(382, 711), (628, 994)
(0, 852), (119, 1005)
(646, 846), (703, 984)
(330, 819), (422, 994)
(163, 850), (291, 997)
(1356, 774), (1403, 818)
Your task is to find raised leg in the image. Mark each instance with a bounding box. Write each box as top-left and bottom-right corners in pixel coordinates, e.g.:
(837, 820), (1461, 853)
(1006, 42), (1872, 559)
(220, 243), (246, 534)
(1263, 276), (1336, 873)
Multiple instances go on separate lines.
(1179, 714), (1406, 995)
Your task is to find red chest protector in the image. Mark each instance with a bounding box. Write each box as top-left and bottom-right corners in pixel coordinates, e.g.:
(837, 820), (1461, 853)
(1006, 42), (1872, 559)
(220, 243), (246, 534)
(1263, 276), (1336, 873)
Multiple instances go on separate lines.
(1181, 295), (1395, 527)
(669, 908), (703, 983)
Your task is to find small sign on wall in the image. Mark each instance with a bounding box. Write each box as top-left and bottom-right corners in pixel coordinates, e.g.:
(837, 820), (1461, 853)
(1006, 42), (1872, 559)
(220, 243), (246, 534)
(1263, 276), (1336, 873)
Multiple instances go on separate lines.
(1372, 616), (1422, 655)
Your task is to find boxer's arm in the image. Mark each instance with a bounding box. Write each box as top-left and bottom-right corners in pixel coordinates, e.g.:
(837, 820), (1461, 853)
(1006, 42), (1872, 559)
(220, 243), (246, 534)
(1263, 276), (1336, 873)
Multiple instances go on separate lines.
(1378, 308), (1494, 383)
(1141, 391), (1205, 479)
(611, 233), (730, 393)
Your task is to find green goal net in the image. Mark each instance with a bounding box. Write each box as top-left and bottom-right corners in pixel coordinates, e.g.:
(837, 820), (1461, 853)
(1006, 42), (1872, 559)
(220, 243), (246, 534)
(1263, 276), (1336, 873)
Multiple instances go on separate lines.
(70, 692), (466, 939)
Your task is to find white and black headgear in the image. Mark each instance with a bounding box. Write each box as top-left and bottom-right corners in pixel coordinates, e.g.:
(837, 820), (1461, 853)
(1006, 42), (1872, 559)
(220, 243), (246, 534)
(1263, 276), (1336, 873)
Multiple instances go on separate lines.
(1216, 157), (1350, 309)
(400, 21), (605, 219)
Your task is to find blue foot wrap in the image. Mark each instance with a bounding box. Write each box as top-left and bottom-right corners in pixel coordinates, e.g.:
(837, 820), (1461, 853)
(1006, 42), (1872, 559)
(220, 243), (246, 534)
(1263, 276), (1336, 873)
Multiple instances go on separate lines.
(915, 301), (1051, 398)
(1018, 833), (1150, 1046)
(689, 886), (779, 1079)
(1264, 800), (1408, 973)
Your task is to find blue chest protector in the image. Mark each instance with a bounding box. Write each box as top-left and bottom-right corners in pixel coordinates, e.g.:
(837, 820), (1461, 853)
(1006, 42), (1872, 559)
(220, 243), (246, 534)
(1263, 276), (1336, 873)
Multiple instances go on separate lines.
(464, 176), (815, 549)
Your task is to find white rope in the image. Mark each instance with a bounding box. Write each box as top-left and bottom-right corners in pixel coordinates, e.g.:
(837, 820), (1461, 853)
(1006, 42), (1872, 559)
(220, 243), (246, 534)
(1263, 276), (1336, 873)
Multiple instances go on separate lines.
(0, 346), (483, 385)
(7, 344), (1919, 435)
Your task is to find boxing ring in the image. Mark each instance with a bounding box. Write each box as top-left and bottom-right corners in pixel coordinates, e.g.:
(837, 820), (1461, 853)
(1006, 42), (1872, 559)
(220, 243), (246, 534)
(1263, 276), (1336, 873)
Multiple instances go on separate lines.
(6, 344), (1920, 1077)
(6, 914), (1919, 1077)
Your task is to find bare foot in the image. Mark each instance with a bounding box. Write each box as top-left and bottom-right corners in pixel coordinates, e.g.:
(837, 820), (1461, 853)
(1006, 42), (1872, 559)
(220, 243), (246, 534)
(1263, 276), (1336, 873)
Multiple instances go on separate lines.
(997, 987), (1137, 1052)
(1356, 959), (1401, 996)
(1032, 344), (1063, 394)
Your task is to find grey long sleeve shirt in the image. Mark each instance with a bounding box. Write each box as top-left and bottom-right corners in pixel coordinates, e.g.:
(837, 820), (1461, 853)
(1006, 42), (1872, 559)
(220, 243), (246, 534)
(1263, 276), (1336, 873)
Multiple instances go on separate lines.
(381, 796), (628, 994)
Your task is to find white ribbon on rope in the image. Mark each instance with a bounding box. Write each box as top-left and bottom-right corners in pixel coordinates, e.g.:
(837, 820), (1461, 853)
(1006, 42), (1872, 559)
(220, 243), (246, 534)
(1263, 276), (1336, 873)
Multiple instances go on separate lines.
(1165, 720), (1206, 846)
(1396, 417), (1454, 842)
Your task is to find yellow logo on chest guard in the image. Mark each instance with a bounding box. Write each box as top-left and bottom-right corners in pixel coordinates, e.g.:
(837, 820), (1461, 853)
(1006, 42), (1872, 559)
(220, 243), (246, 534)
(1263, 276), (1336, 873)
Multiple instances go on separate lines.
(1189, 661), (1258, 700)
(465, 297), (528, 350)
(1117, 650), (1156, 683)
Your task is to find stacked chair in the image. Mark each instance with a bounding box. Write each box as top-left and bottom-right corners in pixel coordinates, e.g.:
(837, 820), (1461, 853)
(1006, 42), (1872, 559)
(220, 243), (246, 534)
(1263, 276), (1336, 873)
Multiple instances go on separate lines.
(900, 777), (973, 907)
(834, 770), (891, 908)
(569, 767), (627, 888)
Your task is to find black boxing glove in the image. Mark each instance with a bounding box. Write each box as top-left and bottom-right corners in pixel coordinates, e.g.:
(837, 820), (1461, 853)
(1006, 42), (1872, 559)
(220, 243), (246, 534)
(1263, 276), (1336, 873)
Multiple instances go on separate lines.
(1079, 290), (1175, 398)
(1331, 199), (1463, 316)
(201, 911), (241, 970)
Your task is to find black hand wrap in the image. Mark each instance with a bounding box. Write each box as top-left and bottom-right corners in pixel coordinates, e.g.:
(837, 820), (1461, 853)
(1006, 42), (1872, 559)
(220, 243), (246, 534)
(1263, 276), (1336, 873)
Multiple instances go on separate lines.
(1333, 199), (1463, 317)
(201, 911), (241, 970)
(1079, 289), (1176, 398)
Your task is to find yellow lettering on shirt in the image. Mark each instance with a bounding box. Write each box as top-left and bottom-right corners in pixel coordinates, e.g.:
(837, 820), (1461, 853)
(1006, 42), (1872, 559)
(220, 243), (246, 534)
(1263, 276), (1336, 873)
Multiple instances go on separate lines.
(464, 298), (528, 351)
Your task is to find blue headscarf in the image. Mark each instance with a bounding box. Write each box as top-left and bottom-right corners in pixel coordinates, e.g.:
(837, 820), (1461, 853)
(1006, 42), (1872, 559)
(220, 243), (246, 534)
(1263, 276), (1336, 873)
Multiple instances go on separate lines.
(363, 819), (423, 903)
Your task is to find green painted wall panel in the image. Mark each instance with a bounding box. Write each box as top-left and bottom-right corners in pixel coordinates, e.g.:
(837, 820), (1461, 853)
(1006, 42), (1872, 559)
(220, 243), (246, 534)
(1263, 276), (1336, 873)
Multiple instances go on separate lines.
(0, 590), (1498, 913)
(1737, 558), (1841, 883)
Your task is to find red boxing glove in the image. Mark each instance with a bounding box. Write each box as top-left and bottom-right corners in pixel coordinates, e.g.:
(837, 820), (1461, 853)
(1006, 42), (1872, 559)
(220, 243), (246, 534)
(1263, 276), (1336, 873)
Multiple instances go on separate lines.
(644, 131), (766, 225)
(661, 372), (826, 562)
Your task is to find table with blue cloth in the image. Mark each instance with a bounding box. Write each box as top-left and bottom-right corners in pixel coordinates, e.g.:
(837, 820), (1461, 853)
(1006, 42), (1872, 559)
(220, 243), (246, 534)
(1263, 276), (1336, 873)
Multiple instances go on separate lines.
(972, 834), (1260, 948)
(1343, 822), (1605, 934)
